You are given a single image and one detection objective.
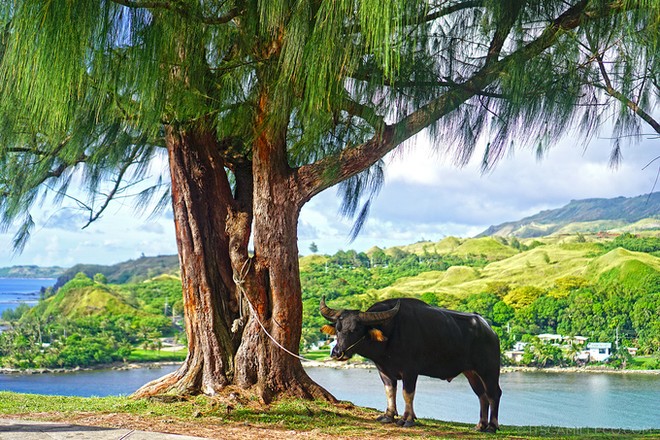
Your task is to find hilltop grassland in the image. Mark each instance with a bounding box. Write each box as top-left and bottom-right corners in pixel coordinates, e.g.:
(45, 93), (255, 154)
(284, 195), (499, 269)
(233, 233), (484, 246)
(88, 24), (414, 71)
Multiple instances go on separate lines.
(375, 240), (654, 299)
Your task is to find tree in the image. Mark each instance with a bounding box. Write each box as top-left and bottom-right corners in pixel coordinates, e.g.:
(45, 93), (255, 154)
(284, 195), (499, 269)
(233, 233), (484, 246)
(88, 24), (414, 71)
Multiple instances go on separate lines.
(1, 1), (659, 401)
(309, 242), (318, 254)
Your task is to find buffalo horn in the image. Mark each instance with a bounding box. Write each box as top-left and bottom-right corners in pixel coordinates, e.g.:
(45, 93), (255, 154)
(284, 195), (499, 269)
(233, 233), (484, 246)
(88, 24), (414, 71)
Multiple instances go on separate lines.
(319, 296), (343, 322)
(358, 300), (400, 325)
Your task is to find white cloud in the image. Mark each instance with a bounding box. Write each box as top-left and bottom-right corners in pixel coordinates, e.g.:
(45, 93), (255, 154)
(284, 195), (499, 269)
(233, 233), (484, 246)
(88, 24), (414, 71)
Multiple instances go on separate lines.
(1, 129), (657, 267)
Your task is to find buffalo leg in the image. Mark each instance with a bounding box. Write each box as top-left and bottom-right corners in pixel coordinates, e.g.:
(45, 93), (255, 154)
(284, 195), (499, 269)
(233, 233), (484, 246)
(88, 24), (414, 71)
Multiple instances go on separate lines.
(481, 369), (502, 432)
(397, 373), (418, 427)
(464, 370), (489, 431)
(376, 370), (397, 423)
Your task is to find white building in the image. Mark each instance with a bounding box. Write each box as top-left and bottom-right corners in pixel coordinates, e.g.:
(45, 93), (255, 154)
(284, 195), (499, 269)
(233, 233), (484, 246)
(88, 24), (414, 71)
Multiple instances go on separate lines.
(586, 342), (612, 362)
(538, 333), (563, 344)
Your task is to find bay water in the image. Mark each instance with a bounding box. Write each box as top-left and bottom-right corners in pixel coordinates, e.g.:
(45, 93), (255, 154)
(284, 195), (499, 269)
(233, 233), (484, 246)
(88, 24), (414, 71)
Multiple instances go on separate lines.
(306, 366), (659, 430)
(0, 277), (57, 316)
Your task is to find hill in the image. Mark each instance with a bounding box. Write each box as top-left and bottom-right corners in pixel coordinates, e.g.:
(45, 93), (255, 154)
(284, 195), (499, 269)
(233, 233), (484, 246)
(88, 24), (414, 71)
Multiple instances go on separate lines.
(371, 237), (659, 300)
(479, 193), (660, 238)
(30, 273), (143, 319)
(53, 255), (180, 290)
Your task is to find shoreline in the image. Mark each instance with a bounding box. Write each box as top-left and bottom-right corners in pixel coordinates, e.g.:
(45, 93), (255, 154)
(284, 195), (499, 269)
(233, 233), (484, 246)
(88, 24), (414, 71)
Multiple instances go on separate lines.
(301, 359), (660, 375)
(1, 359), (658, 375)
(0, 360), (182, 375)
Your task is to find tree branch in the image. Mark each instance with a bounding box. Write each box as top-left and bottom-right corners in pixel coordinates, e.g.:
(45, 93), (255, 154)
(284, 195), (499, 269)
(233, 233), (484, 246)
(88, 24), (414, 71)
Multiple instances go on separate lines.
(484, 0), (522, 66)
(422, 1), (484, 24)
(589, 37), (660, 135)
(110, 0), (242, 25)
(81, 148), (141, 229)
(296, 0), (600, 201)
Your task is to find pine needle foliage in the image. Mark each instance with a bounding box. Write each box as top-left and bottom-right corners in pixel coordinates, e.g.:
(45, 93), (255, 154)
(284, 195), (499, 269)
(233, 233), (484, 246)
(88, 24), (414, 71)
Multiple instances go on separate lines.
(0, 0), (659, 247)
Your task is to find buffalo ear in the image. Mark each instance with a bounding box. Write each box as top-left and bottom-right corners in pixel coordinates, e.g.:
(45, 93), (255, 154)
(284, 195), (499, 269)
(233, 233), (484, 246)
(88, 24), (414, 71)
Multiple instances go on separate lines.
(320, 324), (337, 335)
(369, 328), (388, 342)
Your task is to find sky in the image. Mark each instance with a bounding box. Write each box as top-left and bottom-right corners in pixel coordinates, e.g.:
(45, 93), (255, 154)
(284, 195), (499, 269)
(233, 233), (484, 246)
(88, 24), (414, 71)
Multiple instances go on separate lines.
(1, 130), (659, 268)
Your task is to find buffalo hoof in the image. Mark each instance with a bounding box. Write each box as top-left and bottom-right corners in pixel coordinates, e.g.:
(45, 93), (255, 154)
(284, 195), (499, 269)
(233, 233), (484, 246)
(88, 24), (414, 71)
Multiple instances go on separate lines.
(475, 423), (498, 433)
(396, 418), (415, 428)
(376, 414), (395, 424)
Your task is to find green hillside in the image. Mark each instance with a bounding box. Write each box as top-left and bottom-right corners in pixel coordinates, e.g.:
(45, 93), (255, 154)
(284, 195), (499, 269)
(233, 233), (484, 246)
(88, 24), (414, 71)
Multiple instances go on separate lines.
(31, 283), (139, 319)
(301, 232), (660, 359)
(375, 240), (659, 299)
(53, 255), (180, 290)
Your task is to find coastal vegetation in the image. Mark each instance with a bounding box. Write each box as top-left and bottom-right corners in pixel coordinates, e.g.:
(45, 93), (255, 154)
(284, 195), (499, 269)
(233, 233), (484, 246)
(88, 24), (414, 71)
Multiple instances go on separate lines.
(300, 232), (660, 368)
(0, 273), (184, 369)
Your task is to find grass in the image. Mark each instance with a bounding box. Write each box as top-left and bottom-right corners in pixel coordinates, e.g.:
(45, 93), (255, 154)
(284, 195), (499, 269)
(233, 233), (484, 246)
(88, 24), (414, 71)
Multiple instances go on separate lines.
(301, 349), (331, 361)
(127, 349), (187, 362)
(0, 391), (656, 439)
(629, 356), (660, 370)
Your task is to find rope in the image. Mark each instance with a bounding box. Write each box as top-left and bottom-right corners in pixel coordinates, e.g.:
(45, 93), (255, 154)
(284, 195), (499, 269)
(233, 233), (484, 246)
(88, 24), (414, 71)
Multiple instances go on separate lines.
(232, 258), (318, 363)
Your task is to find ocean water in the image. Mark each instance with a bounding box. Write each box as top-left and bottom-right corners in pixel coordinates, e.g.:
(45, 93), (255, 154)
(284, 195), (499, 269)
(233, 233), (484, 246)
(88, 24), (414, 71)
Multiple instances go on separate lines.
(306, 367), (660, 430)
(0, 278), (57, 316)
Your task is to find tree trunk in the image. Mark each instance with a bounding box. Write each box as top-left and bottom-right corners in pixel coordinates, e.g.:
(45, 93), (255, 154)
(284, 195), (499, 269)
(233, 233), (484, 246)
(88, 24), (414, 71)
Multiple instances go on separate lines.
(134, 124), (240, 397)
(230, 90), (332, 401)
(134, 122), (333, 402)
(233, 180), (330, 402)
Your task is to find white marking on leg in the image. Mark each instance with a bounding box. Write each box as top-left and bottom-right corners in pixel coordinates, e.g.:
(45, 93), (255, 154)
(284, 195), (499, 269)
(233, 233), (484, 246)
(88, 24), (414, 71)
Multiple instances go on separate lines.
(385, 384), (397, 417)
(402, 389), (416, 422)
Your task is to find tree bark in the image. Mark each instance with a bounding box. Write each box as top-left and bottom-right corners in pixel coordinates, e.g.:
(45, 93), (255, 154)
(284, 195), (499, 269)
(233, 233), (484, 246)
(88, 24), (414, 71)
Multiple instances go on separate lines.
(231, 89), (333, 402)
(134, 123), (241, 397)
(134, 120), (333, 402)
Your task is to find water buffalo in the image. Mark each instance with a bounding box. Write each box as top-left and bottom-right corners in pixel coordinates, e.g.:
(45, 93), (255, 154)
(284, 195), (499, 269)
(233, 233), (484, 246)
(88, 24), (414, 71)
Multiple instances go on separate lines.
(320, 297), (502, 432)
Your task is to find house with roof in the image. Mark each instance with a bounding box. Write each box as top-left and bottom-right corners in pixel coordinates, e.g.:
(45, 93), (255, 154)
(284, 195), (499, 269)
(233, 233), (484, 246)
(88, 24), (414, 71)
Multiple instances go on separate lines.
(585, 342), (612, 362)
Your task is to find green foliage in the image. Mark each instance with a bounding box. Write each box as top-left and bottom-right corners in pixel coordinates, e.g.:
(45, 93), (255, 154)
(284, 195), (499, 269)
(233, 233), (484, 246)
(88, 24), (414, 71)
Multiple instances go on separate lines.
(1, 303), (31, 321)
(521, 338), (569, 368)
(504, 286), (545, 309)
(604, 233), (660, 253)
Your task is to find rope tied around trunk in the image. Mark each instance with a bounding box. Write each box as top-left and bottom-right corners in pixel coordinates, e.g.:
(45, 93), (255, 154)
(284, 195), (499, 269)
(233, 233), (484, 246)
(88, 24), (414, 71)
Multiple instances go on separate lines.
(231, 258), (316, 362)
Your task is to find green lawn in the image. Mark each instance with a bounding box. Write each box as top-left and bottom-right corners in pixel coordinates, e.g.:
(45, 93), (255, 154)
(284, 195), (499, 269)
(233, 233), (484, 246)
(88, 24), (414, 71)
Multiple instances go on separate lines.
(629, 356), (659, 370)
(301, 349), (331, 361)
(127, 349), (187, 363)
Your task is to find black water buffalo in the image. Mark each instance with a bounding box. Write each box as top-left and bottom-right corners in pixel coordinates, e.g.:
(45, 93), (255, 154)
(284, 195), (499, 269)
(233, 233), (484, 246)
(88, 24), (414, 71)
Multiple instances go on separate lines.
(320, 297), (502, 432)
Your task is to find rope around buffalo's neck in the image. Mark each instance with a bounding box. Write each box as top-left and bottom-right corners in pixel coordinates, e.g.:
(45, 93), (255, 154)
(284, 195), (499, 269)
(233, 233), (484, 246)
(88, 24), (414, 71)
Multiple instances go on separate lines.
(231, 258), (317, 363)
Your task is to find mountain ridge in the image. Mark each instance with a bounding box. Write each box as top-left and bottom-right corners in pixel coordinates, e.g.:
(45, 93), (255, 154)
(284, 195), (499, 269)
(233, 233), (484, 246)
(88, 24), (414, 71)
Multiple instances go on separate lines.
(478, 193), (660, 238)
